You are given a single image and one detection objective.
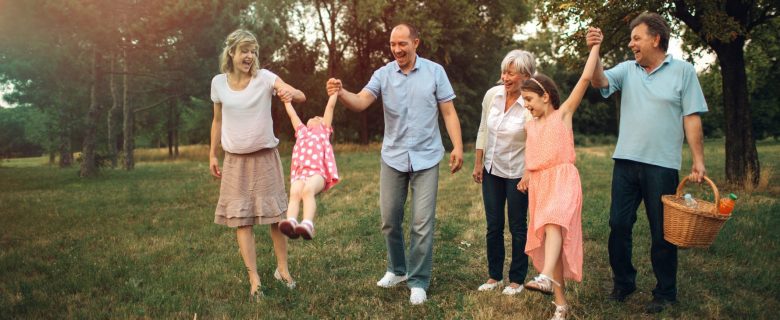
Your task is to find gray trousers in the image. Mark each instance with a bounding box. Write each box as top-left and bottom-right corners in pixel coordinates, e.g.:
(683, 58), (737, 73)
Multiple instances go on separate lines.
(380, 160), (439, 289)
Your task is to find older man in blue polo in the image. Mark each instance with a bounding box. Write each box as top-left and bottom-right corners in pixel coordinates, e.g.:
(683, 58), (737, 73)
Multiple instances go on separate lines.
(326, 23), (463, 305)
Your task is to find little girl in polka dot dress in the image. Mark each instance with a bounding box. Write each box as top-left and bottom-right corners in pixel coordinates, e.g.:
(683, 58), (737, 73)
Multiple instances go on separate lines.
(279, 94), (340, 240)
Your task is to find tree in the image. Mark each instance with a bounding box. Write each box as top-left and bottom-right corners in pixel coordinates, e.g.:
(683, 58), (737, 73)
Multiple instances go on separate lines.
(538, 0), (778, 188)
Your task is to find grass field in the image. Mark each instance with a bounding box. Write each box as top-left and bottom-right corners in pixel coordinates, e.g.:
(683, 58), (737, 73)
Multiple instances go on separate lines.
(1, 140), (778, 319)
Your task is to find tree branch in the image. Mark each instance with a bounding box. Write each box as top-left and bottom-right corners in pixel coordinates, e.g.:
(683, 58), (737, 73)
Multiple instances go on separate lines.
(133, 94), (183, 113)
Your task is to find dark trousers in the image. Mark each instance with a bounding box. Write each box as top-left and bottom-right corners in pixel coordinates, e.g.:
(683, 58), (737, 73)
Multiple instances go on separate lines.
(608, 159), (679, 300)
(482, 168), (529, 284)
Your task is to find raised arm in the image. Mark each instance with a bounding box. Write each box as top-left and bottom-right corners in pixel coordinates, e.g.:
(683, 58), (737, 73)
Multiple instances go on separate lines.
(326, 78), (376, 112)
(560, 43), (601, 120)
(322, 94), (338, 127)
(283, 102), (303, 130)
(587, 27), (609, 88)
(274, 77), (306, 103)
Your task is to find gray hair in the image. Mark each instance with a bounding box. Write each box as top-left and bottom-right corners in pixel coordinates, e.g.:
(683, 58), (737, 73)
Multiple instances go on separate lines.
(499, 50), (536, 81)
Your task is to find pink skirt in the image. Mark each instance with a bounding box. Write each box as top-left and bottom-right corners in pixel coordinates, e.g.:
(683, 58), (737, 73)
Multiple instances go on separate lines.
(214, 148), (288, 227)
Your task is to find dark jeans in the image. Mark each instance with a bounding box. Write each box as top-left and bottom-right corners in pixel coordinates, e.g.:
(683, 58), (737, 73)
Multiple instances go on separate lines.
(482, 168), (529, 284)
(608, 159), (679, 300)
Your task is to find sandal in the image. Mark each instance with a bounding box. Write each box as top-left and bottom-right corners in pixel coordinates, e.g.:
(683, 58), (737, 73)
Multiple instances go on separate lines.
(477, 279), (503, 291)
(524, 274), (560, 295)
(274, 269), (296, 289)
(549, 302), (568, 320)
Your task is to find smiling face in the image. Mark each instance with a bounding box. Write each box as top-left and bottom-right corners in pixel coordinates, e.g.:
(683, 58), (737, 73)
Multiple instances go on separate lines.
(521, 90), (549, 118)
(230, 43), (257, 75)
(628, 23), (662, 68)
(501, 69), (529, 96)
(389, 25), (419, 71)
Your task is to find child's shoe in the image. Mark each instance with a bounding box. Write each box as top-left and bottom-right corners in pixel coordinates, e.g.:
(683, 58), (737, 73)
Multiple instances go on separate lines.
(279, 218), (299, 239)
(524, 274), (559, 295)
(549, 302), (568, 320)
(295, 220), (315, 240)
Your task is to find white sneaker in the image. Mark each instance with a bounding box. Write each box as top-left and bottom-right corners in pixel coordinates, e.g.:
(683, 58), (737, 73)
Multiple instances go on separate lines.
(410, 287), (427, 305)
(376, 272), (407, 288)
(502, 283), (524, 295)
(477, 280), (503, 291)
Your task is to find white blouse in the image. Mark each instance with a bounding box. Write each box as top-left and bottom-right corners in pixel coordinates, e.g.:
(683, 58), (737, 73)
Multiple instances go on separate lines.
(474, 85), (531, 179)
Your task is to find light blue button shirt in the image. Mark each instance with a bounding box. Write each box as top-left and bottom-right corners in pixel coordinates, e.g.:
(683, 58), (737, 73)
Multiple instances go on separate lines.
(601, 55), (708, 170)
(364, 55), (456, 172)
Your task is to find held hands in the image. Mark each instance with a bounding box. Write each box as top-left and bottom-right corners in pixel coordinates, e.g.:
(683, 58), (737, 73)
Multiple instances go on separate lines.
(449, 148), (463, 174)
(209, 156), (221, 179)
(277, 87), (296, 103)
(586, 27), (603, 48)
(517, 176), (529, 193)
(326, 78), (342, 96)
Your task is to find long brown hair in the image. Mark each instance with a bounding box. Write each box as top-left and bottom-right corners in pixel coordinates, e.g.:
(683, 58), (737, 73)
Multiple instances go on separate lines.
(521, 74), (561, 109)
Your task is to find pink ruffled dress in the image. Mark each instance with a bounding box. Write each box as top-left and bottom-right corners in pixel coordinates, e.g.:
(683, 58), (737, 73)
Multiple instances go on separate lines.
(524, 110), (583, 282)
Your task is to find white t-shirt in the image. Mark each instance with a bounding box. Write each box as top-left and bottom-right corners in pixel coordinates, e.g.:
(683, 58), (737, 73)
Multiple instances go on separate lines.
(210, 69), (278, 154)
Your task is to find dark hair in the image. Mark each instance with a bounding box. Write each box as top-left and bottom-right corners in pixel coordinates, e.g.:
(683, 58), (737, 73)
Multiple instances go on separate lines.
(630, 12), (670, 52)
(394, 23), (419, 40)
(521, 73), (561, 109)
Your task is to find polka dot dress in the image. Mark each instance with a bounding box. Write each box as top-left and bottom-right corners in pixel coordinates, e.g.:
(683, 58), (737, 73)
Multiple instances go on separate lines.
(290, 123), (340, 192)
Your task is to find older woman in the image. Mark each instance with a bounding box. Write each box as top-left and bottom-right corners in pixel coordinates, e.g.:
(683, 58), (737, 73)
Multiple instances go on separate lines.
(472, 49), (536, 295)
(209, 29), (305, 299)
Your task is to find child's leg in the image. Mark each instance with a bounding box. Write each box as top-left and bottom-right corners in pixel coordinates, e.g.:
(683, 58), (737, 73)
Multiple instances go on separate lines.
(541, 224), (563, 277)
(287, 180), (305, 221)
(301, 175), (326, 222)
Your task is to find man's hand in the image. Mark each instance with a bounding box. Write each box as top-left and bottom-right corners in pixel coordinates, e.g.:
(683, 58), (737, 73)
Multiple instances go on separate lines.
(586, 27), (603, 49)
(688, 162), (706, 183)
(449, 147), (463, 174)
(326, 78), (342, 96)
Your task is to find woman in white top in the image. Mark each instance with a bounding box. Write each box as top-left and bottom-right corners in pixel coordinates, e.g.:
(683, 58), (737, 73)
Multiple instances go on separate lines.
(209, 29), (305, 299)
(472, 49), (536, 295)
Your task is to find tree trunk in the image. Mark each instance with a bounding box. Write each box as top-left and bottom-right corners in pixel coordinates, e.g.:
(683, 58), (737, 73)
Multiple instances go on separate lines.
(122, 48), (135, 170)
(108, 52), (119, 168)
(713, 40), (760, 188)
(80, 48), (102, 177)
(57, 107), (72, 168)
(167, 99), (174, 158)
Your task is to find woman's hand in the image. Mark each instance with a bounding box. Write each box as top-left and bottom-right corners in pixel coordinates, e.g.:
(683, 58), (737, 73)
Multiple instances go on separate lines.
(209, 156), (221, 179)
(517, 176), (529, 193)
(472, 164), (483, 183)
(277, 87), (296, 103)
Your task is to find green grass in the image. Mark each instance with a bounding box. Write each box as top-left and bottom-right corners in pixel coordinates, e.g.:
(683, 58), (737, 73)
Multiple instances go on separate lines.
(1, 140), (778, 319)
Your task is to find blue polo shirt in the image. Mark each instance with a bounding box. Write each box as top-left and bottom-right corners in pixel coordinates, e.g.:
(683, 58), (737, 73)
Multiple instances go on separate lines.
(601, 55), (708, 170)
(364, 55), (456, 172)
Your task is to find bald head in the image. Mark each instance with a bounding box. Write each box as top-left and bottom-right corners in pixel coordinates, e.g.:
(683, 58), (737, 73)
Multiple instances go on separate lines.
(392, 23), (419, 40)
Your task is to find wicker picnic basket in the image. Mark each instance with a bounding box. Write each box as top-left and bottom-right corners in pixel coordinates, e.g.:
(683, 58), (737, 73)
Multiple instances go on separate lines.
(662, 176), (730, 248)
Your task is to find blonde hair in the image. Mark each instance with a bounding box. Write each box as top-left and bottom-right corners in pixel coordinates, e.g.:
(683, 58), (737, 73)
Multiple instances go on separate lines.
(219, 29), (259, 76)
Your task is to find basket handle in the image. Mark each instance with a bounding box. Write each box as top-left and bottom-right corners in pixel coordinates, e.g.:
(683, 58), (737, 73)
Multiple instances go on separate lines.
(674, 175), (719, 215)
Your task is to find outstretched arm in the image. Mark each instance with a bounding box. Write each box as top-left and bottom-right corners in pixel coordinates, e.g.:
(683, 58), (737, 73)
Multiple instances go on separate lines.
(560, 43), (601, 120)
(322, 94), (338, 127)
(586, 27), (609, 88)
(327, 78), (376, 112)
(284, 102), (303, 129)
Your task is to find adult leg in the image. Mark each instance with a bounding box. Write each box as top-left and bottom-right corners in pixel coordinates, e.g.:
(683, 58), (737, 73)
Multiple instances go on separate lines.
(481, 169), (507, 283)
(269, 222), (293, 283)
(506, 176), (529, 285)
(608, 160), (643, 296)
(236, 226), (260, 294)
(380, 160), (410, 276)
(301, 175), (326, 222)
(407, 164), (439, 290)
(640, 164), (679, 301)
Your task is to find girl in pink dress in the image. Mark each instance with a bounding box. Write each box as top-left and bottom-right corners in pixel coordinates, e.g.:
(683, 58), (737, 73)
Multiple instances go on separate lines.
(515, 42), (601, 320)
(279, 94), (340, 240)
